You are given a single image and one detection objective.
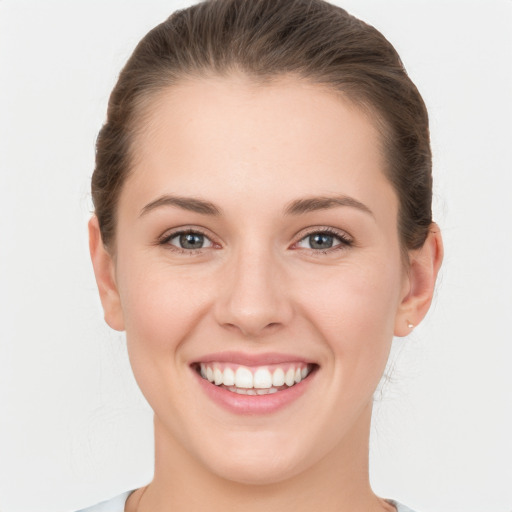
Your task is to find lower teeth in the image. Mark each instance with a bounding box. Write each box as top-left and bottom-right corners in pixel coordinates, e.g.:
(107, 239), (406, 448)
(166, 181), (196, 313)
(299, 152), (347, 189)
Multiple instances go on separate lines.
(226, 385), (281, 395)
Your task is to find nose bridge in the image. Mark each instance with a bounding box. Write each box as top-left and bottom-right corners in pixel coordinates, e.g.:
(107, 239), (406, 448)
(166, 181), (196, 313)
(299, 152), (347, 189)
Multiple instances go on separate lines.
(216, 239), (292, 336)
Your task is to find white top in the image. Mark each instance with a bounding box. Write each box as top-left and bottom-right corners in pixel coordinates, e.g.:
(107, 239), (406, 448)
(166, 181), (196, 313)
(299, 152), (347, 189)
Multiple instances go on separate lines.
(75, 490), (418, 512)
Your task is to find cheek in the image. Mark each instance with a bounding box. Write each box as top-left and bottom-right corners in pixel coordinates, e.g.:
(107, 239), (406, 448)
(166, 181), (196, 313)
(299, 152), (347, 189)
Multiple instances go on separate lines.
(116, 262), (215, 419)
(116, 255), (214, 360)
(298, 256), (403, 360)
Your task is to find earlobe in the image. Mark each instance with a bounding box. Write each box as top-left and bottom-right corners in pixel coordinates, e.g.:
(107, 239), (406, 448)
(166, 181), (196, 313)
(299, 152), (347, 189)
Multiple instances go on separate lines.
(88, 216), (125, 331)
(394, 223), (443, 337)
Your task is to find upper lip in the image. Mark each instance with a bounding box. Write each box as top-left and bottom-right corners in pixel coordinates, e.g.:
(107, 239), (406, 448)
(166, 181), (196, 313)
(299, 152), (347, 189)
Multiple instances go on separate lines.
(192, 351), (315, 367)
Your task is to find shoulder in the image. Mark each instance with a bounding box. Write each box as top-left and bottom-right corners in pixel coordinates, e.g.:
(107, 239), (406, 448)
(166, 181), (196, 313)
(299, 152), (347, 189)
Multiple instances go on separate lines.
(74, 490), (134, 512)
(387, 500), (420, 512)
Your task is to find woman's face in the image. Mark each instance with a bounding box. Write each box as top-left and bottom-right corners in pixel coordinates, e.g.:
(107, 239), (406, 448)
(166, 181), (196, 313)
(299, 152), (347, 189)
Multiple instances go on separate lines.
(104, 75), (413, 484)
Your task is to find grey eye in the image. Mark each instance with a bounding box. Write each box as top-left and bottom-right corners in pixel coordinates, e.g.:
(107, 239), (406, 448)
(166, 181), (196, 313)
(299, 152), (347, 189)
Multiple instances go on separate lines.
(308, 233), (335, 250)
(169, 232), (213, 250)
(296, 232), (347, 250)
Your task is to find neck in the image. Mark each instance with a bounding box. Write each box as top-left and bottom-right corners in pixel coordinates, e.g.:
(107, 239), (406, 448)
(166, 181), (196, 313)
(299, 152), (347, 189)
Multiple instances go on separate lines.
(131, 402), (392, 512)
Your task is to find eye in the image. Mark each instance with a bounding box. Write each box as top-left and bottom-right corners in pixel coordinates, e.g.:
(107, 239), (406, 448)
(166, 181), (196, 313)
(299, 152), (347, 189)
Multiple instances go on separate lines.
(295, 229), (352, 251)
(165, 231), (214, 250)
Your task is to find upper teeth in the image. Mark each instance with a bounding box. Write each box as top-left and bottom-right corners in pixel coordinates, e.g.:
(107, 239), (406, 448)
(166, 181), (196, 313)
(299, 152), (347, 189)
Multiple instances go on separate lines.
(199, 363), (311, 389)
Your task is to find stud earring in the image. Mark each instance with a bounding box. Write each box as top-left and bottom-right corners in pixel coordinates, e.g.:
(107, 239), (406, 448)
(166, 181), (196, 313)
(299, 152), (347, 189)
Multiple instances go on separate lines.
(407, 321), (414, 329)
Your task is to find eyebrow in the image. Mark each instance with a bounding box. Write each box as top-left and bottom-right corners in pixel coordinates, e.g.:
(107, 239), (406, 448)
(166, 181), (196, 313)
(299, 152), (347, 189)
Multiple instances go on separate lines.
(284, 195), (374, 217)
(139, 195), (221, 217)
(139, 194), (373, 218)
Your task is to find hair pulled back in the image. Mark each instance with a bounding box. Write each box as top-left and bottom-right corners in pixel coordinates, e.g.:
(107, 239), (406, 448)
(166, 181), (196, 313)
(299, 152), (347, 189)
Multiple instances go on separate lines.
(92, 0), (432, 251)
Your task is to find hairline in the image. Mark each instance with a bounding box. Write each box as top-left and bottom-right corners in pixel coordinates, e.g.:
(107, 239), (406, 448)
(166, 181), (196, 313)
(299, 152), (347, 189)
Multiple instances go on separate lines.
(103, 69), (409, 265)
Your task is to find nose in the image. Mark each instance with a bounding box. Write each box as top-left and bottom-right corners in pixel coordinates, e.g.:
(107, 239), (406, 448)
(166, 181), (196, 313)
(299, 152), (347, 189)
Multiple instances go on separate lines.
(214, 244), (293, 338)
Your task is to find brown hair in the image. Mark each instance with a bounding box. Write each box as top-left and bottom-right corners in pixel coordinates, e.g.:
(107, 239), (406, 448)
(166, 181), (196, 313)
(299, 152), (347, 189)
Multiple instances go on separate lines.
(92, 0), (432, 251)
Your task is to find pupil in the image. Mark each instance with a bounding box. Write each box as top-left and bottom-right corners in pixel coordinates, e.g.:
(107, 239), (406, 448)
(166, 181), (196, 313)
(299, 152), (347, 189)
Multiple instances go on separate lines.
(310, 233), (333, 249)
(180, 233), (204, 249)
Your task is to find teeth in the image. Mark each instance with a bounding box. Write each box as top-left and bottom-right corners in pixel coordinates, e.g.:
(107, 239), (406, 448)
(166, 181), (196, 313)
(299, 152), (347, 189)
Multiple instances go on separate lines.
(235, 367), (253, 388)
(253, 368), (273, 389)
(285, 368), (295, 387)
(231, 387), (279, 395)
(214, 367), (223, 385)
(272, 368), (285, 387)
(223, 367), (235, 386)
(198, 362), (313, 393)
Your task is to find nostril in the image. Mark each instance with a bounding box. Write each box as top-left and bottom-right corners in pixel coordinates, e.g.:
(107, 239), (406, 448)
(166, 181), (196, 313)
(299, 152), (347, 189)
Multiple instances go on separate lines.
(220, 319), (284, 337)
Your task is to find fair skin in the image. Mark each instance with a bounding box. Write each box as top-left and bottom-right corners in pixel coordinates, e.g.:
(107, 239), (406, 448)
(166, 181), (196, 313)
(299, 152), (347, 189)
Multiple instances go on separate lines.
(89, 74), (442, 512)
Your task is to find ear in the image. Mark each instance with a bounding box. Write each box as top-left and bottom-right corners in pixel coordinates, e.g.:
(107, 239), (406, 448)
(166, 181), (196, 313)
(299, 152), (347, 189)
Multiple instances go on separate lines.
(88, 216), (125, 331)
(394, 223), (443, 337)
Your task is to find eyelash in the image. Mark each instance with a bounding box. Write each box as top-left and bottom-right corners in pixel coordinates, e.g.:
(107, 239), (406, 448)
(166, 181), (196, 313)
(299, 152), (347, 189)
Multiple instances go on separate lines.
(158, 228), (216, 255)
(157, 227), (353, 255)
(293, 227), (354, 254)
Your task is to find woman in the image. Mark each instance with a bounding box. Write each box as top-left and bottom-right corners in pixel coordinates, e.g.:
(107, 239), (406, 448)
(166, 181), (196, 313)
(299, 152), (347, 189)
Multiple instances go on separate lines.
(82, 0), (443, 510)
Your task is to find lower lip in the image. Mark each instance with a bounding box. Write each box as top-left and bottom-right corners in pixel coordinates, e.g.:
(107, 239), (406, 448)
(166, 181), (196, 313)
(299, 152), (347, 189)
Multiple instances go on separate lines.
(192, 368), (316, 415)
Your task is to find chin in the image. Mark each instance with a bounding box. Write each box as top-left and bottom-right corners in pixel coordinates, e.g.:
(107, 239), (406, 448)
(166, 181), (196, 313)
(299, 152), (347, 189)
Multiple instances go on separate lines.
(205, 454), (304, 486)
(193, 430), (317, 486)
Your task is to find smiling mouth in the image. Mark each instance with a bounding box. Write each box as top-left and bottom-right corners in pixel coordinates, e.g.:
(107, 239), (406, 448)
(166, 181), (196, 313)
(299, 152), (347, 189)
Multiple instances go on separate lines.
(193, 362), (316, 395)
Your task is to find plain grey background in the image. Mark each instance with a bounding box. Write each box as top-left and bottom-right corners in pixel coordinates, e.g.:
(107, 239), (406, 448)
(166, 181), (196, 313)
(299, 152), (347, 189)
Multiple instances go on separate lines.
(1, 1), (511, 511)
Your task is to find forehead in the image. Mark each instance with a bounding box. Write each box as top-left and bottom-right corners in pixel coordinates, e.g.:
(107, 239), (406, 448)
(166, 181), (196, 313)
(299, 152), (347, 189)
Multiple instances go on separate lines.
(123, 74), (396, 219)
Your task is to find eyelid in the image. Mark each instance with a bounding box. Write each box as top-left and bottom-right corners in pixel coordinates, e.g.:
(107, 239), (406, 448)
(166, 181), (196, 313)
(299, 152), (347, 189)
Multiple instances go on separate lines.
(291, 226), (354, 251)
(156, 225), (353, 253)
(157, 226), (221, 250)
(169, 232), (213, 249)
